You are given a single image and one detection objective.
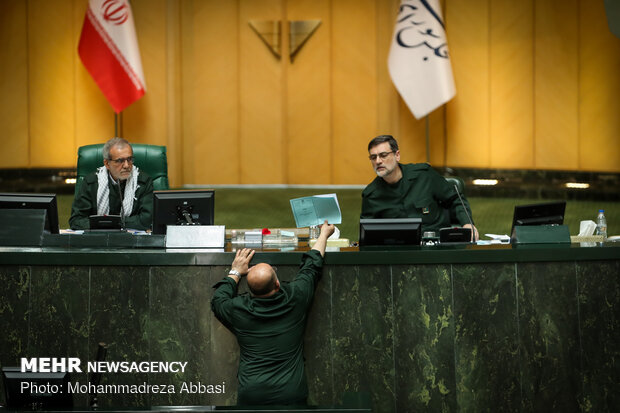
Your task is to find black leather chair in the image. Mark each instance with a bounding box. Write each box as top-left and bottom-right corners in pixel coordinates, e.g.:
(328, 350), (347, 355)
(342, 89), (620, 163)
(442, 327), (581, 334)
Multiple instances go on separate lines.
(444, 176), (465, 194)
(75, 143), (169, 195)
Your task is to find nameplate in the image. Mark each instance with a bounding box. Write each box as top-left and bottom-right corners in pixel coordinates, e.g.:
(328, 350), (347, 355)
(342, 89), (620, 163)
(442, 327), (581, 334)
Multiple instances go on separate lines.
(165, 225), (225, 248)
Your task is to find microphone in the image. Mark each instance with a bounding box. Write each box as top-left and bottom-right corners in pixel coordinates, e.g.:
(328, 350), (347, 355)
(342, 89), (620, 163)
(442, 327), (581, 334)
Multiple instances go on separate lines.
(453, 184), (476, 242)
(109, 173), (125, 230)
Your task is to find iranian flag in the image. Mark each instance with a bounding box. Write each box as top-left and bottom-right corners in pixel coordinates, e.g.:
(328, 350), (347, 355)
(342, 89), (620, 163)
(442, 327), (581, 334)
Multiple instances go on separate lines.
(78, 0), (146, 113)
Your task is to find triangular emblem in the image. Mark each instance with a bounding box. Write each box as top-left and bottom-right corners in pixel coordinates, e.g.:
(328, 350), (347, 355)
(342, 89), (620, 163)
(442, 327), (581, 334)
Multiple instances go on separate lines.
(248, 20), (281, 58)
(289, 20), (321, 61)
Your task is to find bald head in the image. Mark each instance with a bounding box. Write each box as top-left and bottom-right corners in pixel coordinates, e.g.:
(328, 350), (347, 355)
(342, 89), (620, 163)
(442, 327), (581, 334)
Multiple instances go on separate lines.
(247, 263), (279, 297)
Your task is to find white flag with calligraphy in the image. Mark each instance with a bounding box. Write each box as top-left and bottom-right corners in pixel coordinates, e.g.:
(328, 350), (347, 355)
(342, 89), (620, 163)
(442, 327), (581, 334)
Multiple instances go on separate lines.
(388, 0), (455, 119)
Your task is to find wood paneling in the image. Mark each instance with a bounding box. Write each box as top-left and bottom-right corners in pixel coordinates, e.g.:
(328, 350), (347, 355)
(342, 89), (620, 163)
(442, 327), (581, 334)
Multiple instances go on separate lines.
(239, 0), (283, 184)
(579, 0), (620, 172)
(28, 0), (76, 167)
(181, 0), (239, 185)
(164, 0), (182, 188)
(535, 0), (579, 170)
(447, 0), (490, 168)
(489, 0), (534, 169)
(0, 0), (29, 167)
(1, 0), (620, 182)
(332, 0), (378, 184)
(286, 0), (332, 184)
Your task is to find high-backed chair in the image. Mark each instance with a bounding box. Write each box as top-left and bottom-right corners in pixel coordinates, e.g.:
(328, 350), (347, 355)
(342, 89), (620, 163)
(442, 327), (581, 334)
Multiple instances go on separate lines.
(75, 143), (169, 195)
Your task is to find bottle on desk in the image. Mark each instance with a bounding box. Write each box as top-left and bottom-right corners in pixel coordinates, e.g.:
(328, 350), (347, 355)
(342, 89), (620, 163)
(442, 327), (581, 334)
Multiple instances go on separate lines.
(595, 209), (607, 240)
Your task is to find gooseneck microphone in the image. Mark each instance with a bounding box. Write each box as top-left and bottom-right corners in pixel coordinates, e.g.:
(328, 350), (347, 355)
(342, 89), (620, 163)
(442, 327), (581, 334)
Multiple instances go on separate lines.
(453, 184), (475, 242)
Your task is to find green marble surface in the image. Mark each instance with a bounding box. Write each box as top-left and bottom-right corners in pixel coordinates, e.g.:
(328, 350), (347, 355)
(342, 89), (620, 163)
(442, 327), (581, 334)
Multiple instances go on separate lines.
(518, 262), (581, 412)
(452, 263), (520, 412)
(392, 264), (455, 413)
(576, 260), (620, 413)
(148, 266), (213, 406)
(304, 266), (334, 405)
(28, 266), (90, 407)
(0, 266), (30, 363)
(1, 252), (619, 412)
(206, 266), (239, 406)
(0, 266), (31, 405)
(89, 266), (151, 407)
(330, 265), (394, 412)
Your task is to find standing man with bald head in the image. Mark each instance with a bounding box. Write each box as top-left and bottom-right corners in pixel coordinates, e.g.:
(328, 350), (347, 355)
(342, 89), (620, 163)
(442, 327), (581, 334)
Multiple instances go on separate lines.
(211, 221), (335, 406)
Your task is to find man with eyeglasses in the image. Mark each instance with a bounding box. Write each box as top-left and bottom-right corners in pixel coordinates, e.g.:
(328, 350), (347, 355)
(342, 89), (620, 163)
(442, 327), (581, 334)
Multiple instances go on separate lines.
(69, 137), (153, 230)
(361, 135), (478, 240)
(211, 221), (335, 406)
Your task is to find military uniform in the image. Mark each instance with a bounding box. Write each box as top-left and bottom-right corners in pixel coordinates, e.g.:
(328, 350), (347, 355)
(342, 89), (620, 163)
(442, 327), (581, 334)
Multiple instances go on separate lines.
(361, 163), (473, 232)
(69, 171), (154, 230)
(211, 250), (324, 406)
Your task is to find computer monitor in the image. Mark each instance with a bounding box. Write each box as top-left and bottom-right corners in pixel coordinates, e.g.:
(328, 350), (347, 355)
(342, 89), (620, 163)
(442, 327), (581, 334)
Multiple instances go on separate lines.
(0, 192), (59, 234)
(359, 218), (422, 246)
(153, 189), (215, 235)
(1, 367), (73, 409)
(511, 201), (566, 235)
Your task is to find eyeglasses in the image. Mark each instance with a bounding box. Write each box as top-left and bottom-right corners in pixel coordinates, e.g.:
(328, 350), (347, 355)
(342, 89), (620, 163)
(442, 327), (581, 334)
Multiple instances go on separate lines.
(108, 156), (134, 165)
(368, 151), (394, 161)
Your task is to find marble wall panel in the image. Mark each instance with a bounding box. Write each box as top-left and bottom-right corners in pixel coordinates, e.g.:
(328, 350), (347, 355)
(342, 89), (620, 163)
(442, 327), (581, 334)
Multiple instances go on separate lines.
(392, 264), (456, 412)
(0, 265), (31, 405)
(28, 266), (90, 406)
(2, 257), (619, 411)
(207, 265), (240, 406)
(331, 265), (395, 413)
(148, 265), (213, 406)
(89, 266), (150, 407)
(452, 263), (520, 412)
(577, 260), (620, 412)
(305, 264), (334, 405)
(518, 262), (581, 412)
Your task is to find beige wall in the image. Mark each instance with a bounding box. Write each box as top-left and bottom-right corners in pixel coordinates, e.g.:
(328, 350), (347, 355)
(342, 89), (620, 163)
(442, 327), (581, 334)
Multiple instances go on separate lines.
(1, 0), (619, 187)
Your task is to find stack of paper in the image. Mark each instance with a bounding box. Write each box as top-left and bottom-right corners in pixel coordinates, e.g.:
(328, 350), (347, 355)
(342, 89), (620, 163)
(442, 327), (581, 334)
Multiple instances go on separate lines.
(244, 231), (262, 244)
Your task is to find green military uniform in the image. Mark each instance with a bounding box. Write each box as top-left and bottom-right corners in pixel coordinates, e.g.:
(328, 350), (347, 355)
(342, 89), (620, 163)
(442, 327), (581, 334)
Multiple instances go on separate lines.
(361, 163), (474, 232)
(211, 250), (324, 406)
(69, 171), (154, 230)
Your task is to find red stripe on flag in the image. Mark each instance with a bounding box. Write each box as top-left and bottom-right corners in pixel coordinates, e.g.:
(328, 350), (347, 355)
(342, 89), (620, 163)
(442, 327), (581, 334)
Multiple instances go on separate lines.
(78, 13), (144, 113)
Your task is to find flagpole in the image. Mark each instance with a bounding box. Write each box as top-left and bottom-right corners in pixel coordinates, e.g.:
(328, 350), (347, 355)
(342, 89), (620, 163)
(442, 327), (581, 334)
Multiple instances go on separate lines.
(425, 115), (430, 163)
(114, 112), (123, 138)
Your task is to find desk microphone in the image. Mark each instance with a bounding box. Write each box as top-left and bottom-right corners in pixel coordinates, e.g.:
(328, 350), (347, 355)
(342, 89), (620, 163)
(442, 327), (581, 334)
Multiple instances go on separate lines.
(453, 183), (475, 242)
(110, 174), (125, 230)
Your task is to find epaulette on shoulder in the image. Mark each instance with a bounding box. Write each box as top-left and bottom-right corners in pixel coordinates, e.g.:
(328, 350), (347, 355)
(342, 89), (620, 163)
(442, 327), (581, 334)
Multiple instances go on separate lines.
(411, 162), (431, 170)
(84, 173), (98, 183)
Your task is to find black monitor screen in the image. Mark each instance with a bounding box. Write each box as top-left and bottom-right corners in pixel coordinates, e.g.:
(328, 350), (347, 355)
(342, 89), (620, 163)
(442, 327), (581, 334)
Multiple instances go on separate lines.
(1, 367), (73, 409)
(511, 201), (566, 235)
(359, 218), (422, 246)
(153, 190), (215, 235)
(0, 192), (59, 234)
